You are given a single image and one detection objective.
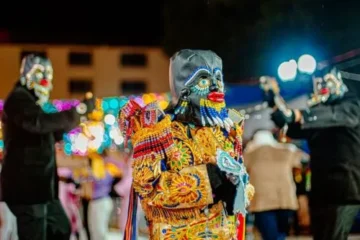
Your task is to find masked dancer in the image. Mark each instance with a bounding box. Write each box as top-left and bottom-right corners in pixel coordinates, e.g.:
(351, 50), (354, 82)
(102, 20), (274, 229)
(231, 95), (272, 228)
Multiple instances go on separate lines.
(269, 68), (360, 240)
(120, 49), (254, 240)
(0, 54), (92, 240)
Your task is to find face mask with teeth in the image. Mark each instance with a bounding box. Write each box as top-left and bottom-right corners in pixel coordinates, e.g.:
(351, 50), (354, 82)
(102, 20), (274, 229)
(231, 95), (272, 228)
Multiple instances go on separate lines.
(20, 54), (53, 106)
(309, 68), (348, 106)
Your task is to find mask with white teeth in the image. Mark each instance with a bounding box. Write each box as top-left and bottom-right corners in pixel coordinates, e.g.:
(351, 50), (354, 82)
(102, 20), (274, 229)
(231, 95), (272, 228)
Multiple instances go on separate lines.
(19, 54), (53, 106)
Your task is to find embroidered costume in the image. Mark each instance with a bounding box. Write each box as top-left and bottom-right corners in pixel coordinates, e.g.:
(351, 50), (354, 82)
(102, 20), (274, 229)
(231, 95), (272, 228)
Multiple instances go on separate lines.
(121, 50), (254, 240)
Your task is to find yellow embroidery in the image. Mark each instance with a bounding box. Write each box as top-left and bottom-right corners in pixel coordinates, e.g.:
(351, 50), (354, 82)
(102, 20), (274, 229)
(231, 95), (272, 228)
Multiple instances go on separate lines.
(168, 140), (193, 171)
(149, 165), (213, 210)
(127, 108), (249, 239)
(150, 202), (237, 240)
(132, 154), (162, 197)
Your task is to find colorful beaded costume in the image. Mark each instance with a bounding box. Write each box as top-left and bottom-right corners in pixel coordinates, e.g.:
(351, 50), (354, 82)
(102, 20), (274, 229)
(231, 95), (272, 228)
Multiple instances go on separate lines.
(121, 50), (254, 240)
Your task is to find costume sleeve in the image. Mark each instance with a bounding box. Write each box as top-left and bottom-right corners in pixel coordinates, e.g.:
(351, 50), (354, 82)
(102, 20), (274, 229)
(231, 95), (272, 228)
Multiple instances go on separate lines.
(130, 117), (214, 210)
(6, 91), (80, 134)
(286, 123), (312, 140)
(300, 99), (360, 129)
(54, 131), (64, 142)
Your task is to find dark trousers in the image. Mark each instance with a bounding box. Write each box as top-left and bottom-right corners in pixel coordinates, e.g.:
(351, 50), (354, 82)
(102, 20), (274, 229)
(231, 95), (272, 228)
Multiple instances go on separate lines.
(254, 209), (293, 240)
(81, 198), (91, 240)
(8, 200), (71, 240)
(311, 204), (360, 240)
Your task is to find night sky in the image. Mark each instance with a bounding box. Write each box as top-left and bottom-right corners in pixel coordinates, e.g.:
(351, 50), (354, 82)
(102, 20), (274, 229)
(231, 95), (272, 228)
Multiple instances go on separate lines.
(3, 0), (360, 80)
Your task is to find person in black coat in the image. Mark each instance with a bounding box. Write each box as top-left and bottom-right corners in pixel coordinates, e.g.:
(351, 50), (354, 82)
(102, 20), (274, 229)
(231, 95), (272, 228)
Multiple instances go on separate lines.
(270, 68), (360, 240)
(0, 54), (93, 240)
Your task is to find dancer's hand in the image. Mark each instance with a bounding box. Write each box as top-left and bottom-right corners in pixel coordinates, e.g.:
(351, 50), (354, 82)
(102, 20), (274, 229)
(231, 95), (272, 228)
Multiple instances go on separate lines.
(271, 108), (295, 128)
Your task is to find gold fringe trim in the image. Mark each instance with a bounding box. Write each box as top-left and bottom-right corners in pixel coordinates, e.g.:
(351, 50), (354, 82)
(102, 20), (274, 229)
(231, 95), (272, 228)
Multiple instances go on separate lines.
(143, 201), (224, 225)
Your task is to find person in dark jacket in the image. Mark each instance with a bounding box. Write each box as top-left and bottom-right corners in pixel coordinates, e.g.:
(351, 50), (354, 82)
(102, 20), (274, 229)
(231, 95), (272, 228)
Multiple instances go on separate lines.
(270, 68), (360, 240)
(0, 54), (92, 240)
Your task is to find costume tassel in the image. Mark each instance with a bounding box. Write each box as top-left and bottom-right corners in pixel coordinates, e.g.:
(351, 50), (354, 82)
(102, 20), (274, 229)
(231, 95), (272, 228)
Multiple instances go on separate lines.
(123, 185), (138, 240)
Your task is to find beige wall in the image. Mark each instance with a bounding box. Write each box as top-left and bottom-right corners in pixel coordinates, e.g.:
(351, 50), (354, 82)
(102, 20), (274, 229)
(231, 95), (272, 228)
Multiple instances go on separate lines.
(0, 44), (170, 99)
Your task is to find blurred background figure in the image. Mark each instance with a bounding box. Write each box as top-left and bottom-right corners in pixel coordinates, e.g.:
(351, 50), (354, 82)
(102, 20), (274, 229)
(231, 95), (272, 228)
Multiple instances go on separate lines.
(0, 202), (18, 240)
(112, 146), (134, 233)
(79, 151), (122, 240)
(292, 141), (311, 236)
(58, 167), (87, 240)
(0, 160), (18, 240)
(56, 129), (90, 240)
(244, 129), (308, 240)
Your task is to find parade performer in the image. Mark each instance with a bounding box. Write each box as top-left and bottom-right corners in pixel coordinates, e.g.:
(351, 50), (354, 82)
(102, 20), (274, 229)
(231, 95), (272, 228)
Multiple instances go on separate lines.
(267, 68), (360, 240)
(120, 49), (254, 240)
(0, 54), (92, 240)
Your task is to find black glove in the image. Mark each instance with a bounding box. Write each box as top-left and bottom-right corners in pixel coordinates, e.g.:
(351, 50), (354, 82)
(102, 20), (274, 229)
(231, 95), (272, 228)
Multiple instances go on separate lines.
(206, 164), (226, 196)
(263, 89), (276, 108)
(271, 108), (295, 128)
(206, 164), (237, 215)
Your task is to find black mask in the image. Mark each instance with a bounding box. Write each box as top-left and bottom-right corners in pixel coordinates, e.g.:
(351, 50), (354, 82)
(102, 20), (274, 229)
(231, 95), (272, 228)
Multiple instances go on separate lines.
(169, 49), (233, 131)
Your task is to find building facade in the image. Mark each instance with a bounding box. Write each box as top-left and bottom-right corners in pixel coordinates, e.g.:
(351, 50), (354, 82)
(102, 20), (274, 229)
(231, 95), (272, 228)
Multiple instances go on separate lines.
(0, 44), (170, 99)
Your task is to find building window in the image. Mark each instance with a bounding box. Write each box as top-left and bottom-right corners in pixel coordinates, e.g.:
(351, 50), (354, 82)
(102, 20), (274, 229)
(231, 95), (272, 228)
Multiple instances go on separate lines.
(20, 50), (47, 62)
(120, 54), (147, 67)
(68, 79), (93, 93)
(68, 52), (92, 66)
(120, 80), (147, 95)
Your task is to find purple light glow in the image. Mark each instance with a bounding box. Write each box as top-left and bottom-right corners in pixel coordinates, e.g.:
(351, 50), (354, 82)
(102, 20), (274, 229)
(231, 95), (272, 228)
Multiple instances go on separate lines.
(53, 100), (80, 111)
(68, 127), (82, 135)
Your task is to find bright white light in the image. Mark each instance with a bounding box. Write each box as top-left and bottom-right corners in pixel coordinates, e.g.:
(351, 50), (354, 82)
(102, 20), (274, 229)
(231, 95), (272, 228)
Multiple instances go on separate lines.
(87, 125), (104, 150)
(114, 136), (124, 145)
(104, 114), (116, 125)
(109, 126), (124, 145)
(298, 54), (316, 74)
(73, 133), (89, 154)
(278, 60), (297, 81)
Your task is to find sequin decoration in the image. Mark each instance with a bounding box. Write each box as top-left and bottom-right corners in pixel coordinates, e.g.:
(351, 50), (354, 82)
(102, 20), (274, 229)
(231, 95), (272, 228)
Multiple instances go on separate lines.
(216, 149), (249, 215)
(190, 78), (211, 96)
(152, 202), (237, 240)
(199, 99), (234, 131)
(120, 97), (250, 240)
(150, 165), (212, 210)
(132, 153), (162, 197)
(174, 99), (189, 115)
(168, 140), (193, 171)
(132, 116), (176, 162)
(216, 149), (244, 176)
